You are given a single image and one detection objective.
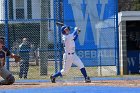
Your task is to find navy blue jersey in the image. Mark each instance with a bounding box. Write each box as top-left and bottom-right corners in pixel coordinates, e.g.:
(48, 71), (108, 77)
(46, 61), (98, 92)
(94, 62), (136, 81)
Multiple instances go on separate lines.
(0, 46), (11, 58)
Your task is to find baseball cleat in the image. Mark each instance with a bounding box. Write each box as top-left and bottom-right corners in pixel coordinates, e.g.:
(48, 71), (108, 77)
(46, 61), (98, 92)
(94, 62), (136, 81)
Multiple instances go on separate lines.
(50, 75), (56, 83)
(85, 76), (91, 83)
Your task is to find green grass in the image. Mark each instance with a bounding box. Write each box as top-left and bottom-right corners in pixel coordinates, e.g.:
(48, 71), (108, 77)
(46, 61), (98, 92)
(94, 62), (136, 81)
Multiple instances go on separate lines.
(10, 62), (140, 81)
(10, 62), (98, 80)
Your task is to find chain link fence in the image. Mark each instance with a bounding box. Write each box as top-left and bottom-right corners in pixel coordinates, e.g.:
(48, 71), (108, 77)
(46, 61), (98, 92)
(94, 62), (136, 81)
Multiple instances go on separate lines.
(0, 0), (118, 81)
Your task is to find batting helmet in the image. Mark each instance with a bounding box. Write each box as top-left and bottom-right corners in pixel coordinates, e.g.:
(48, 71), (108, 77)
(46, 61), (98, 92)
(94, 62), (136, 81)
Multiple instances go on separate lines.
(61, 26), (68, 35)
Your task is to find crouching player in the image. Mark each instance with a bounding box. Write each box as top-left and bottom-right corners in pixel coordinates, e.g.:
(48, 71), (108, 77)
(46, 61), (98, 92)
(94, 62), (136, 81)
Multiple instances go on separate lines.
(0, 37), (20, 85)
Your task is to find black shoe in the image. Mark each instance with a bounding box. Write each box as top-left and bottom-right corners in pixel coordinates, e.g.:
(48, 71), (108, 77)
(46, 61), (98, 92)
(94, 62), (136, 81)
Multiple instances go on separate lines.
(0, 80), (9, 85)
(50, 75), (56, 83)
(24, 77), (27, 79)
(0, 81), (3, 85)
(19, 75), (22, 79)
(85, 76), (91, 83)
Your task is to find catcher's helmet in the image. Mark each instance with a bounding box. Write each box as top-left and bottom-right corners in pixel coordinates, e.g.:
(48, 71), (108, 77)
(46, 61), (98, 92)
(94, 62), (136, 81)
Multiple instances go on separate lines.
(61, 26), (68, 35)
(0, 36), (5, 44)
(0, 36), (5, 40)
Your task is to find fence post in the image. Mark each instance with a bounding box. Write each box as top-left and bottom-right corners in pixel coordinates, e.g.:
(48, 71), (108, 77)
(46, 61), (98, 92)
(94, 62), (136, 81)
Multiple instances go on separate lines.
(40, 0), (50, 75)
(116, 0), (120, 75)
(4, 0), (9, 70)
(53, 0), (58, 73)
(58, 0), (63, 71)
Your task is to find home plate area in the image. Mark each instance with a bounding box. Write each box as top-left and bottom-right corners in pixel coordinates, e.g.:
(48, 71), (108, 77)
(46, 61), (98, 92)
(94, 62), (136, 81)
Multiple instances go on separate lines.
(0, 77), (140, 93)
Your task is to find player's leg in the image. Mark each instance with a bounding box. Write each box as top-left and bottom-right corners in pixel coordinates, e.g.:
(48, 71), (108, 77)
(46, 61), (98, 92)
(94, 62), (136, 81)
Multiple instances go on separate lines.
(50, 58), (73, 83)
(50, 54), (73, 83)
(0, 67), (15, 85)
(50, 53), (66, 83)
(23, 61), (29, 79)
(73, 54), (91, 83)
(19, 61), (24, 78)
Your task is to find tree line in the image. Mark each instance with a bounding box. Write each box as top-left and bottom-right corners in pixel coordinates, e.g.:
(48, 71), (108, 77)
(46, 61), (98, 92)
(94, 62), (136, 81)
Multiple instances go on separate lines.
(119, 0), (140, 11)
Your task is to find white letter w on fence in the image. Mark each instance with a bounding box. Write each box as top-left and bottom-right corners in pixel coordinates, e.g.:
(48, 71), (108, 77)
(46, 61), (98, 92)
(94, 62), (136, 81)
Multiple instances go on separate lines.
(68, 0), (108, 45)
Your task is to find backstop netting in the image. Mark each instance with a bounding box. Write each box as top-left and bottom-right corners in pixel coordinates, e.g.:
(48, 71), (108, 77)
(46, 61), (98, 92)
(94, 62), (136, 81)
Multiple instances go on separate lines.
(0, 0), (118, 80)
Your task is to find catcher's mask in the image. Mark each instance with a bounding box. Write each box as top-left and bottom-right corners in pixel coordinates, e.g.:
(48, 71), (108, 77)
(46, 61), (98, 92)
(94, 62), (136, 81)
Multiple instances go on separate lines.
(0, 37), (4, 45)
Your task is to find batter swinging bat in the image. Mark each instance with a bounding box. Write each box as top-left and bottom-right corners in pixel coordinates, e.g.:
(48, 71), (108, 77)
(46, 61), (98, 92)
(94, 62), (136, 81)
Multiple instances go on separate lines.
(56, 22), (81, 32)
(56, 22), (74, 29)
(56, 22), (72, 30)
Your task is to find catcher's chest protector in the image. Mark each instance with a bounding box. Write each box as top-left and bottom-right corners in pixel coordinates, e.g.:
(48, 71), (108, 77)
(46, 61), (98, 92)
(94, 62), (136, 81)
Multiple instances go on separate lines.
(0, 50), (6, 58)
(0, 49), (7, 67)
(0, 48), (12, 80)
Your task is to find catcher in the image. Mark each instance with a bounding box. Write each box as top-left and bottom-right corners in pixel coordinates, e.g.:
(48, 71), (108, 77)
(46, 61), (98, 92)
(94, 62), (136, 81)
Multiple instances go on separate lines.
(0, 37), (20, 85)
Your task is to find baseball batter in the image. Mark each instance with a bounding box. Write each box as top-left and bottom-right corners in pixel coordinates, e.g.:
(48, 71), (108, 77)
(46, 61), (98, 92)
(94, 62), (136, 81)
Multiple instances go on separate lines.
(0, 37), (20, 85)
(50, 26), (91, 83)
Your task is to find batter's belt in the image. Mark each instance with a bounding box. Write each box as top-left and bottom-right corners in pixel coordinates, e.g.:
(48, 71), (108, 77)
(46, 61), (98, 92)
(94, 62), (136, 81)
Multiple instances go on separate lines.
(67, 52), (75, 55)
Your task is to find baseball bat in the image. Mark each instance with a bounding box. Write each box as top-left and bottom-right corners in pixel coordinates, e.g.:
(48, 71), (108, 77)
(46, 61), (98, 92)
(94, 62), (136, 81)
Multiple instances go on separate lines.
(56, 22), (64, 26)
(56, 22), (75, 29)
(56, 21), (81, 33)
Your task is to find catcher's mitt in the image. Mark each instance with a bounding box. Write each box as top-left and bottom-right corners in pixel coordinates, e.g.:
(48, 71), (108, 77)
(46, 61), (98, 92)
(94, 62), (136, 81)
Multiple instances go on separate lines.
(14, 55), (21, 63)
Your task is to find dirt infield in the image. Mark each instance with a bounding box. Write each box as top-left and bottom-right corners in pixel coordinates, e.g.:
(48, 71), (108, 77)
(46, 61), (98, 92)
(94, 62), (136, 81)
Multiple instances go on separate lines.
(0, 80), (140, 89)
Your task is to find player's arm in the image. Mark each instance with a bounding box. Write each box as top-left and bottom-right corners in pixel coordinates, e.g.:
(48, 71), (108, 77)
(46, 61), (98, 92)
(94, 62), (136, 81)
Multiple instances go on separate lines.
(10, 53), (17, 58)
(6, 49), (21, 63)
(11, 54), (21, 63)
(72, 27), (81, 41)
